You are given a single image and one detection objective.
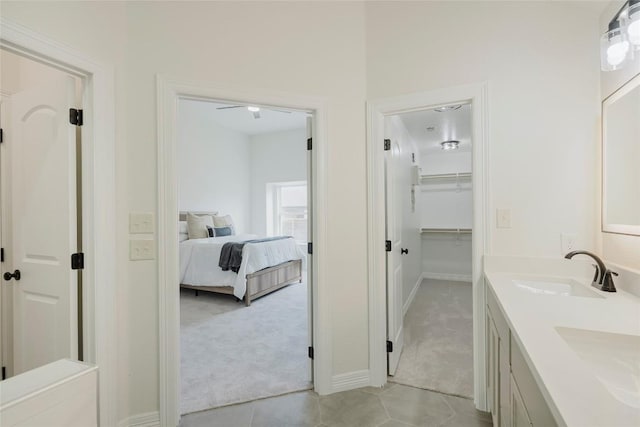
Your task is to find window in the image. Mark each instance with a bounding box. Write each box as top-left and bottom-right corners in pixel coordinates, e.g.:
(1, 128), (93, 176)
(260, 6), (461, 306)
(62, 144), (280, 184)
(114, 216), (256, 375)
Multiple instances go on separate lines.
(267, 181), (307, 244)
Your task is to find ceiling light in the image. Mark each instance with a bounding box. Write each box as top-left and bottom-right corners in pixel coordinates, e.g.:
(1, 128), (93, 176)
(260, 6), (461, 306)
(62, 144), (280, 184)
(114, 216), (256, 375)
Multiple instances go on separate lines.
(247, 106), (260, 112)
(441, 140), (460, 150)
(434, 105), (462, 113)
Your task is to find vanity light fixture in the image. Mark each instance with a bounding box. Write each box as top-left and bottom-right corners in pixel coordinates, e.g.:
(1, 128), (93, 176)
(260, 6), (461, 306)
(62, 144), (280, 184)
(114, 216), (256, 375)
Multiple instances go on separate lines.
(441, 140), (460, 150)
(601, 0), (639, 71)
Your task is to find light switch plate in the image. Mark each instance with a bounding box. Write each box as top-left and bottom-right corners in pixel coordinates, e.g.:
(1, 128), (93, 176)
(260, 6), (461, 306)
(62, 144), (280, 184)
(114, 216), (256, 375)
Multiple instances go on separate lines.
(130, 239), (155, 260)
(496, 208), (511, 229)
(130, 212), (154, 234)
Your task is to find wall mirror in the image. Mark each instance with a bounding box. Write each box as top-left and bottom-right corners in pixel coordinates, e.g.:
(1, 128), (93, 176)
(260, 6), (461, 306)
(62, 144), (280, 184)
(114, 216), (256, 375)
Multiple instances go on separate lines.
(602, 72), (640, 236)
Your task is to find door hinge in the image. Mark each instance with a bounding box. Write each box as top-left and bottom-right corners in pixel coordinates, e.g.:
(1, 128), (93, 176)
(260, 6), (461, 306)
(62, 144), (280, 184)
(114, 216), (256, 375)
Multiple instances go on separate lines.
(307, 242), (313, 255)
(0, 248), (4, 262)
(387, 340), (393, 353)
(308, 346), (314, 359)
(385, 240), (392, 252)
(69, 108), (83, 126)
(307, 137), (312, 150)
(384, 139), (391, 151)
(0, 128), (3, 143)
(1, 366), (5, 380)
(71, 252), (84, 270)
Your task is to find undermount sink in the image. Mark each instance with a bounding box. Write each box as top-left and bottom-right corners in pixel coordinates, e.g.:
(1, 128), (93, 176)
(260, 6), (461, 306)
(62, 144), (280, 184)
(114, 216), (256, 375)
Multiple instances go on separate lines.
(556, 327), (640, 409)
(512, 277), (604, 299)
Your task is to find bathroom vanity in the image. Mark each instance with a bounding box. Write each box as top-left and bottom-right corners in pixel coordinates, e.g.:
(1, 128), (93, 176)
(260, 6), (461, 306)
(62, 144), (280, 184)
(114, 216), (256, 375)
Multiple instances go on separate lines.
(484, 256), (640, 427)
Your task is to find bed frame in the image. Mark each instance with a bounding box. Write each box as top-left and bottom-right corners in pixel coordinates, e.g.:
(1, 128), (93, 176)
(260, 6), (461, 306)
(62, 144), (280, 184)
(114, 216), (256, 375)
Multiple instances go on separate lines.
(180, 259), (302, 306)
(178, 211), (303, 306)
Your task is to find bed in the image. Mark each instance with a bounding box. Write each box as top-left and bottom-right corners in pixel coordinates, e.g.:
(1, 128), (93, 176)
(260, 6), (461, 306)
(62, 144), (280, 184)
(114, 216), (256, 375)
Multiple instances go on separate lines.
(178, 212), (305, 306)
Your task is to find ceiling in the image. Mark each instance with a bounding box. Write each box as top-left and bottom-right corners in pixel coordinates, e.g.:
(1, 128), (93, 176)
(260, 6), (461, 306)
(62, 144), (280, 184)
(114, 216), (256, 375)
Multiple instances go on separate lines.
(398, 103), (472, 154)
(180, 98), (308, 136)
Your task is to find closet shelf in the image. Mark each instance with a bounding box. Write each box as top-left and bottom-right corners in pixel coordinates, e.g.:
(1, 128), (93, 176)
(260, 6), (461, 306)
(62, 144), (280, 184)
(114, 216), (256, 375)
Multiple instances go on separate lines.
(420, 172), (472, 182)
(420, 227), (472, 234)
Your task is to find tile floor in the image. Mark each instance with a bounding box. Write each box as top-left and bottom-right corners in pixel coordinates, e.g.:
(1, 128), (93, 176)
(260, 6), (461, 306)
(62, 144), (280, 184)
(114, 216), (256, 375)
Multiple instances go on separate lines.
(180, 382), (492, 427)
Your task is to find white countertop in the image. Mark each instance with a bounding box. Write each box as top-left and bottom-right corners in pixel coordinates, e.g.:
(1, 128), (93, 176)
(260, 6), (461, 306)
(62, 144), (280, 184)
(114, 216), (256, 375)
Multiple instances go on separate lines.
(484, 255), (640, 427)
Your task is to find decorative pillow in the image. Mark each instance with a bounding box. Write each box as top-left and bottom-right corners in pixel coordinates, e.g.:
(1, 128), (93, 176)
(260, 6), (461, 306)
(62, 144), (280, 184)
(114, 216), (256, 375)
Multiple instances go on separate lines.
(214, 226), (232, 237)
(179, 232), (189, 243)
(179, 221), (188, 234)
(206, 225), (215, 237)
(186, 212), (214, 239)
(213, 214), (235, 235)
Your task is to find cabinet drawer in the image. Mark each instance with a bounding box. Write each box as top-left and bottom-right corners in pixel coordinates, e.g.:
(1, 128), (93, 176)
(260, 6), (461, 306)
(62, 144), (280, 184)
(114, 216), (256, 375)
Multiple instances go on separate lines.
(511, 339), (557, 427)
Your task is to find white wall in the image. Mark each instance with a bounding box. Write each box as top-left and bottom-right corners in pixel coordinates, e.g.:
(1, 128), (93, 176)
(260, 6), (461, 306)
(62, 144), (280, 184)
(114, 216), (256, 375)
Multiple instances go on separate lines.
(366, 1), (602, 259)
(249, 128), (307, 236)
(177, 99), (251, 233)
(599, 0), (640, 270)
(420, 151), (473, 280)
(387, 116), (422, 308)
(1, 1), (367, 421)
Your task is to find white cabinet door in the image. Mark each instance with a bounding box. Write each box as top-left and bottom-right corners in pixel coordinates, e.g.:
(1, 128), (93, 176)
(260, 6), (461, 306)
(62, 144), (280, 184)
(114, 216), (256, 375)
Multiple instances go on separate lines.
(385, 123), (404, 376)
(10, 76), (78, 374)
(487, 312), (500, 427)
(511, 374), (533, 427)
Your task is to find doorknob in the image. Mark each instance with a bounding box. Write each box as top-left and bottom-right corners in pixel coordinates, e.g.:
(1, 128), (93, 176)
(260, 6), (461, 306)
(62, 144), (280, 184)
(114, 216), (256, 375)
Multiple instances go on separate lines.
(3, 270), (20, 281)
(401, 248), (408, 255)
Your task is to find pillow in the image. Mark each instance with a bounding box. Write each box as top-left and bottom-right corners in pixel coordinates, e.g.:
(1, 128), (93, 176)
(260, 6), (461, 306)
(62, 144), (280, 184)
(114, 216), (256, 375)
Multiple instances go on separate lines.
(179, 232), (189, 243)
(186, 212), (214, 239)
(206, 225), (215, 237)
(213, 214), (235, 235)
(214, 226), (232, 237)
(179, 221), (188, 234)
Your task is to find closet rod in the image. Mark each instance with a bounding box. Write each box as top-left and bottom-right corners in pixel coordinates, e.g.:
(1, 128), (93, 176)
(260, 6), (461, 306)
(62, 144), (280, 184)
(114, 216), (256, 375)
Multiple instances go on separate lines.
(420, 172), (472, 180)
(420, 228), (472, 234)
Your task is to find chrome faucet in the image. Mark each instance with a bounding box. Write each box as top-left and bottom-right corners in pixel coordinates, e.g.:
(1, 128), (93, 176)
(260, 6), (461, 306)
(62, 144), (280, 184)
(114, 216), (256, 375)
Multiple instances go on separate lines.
(564, 250), (617, 292)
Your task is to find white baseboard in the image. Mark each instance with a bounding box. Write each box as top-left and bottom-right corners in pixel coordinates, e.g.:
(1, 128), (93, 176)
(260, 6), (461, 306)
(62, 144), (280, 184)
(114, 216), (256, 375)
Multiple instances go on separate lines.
(422, 272), (472, 283)
(331, 369), (370, 393)
(403, 273), (424, 316)
(118, 412), (160, 427)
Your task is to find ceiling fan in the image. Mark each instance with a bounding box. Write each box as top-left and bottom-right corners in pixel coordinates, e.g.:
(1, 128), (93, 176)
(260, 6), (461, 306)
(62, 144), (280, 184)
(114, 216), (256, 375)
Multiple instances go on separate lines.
(216, 105), (292, 119)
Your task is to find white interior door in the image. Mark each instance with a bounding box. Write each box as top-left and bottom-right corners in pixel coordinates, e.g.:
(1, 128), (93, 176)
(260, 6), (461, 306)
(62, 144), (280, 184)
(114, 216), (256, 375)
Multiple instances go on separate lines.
(9, 76), (78, 375)
(385, 122), (404, 376)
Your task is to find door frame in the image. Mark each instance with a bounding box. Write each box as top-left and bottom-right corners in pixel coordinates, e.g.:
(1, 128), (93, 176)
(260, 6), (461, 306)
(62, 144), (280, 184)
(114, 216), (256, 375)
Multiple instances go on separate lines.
(157, 76), (331, 427)
(366, 82), (490, 410)
(0, 18), (118, 426)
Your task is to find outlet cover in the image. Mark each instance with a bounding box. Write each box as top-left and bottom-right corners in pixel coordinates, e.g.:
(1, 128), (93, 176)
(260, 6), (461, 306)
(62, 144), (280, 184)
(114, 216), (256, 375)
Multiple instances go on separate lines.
(130, 212), (154, 234)
(496, 209), (512, 229)
(561, 233), (577, 256)
(130, 239), (155, 260)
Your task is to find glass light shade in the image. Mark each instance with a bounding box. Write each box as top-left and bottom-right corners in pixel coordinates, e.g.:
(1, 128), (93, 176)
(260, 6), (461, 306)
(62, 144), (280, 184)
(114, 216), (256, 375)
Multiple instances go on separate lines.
(628, 3), (640, 47)
(441, 140), (459, 150)
(601, 26), (631, 71)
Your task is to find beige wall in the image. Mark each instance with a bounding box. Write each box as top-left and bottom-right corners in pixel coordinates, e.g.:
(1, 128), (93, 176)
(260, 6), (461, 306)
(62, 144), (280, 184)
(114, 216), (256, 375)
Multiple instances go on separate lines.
(1, 0), (612, 422)
(599, 1), (640, 270)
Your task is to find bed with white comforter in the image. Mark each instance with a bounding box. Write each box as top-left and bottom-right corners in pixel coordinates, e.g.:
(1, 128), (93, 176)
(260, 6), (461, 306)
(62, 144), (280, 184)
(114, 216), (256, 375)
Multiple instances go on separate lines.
(179, 234), (306, 299)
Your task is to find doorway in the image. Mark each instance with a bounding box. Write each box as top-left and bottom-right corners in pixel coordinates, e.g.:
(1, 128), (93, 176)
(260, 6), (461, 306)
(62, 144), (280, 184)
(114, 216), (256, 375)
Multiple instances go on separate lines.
(0, 20), (117, 425)
(176, 98), (313, 414)
(385, 104), (474, 398)
(367, 83), (489, 410)
(0, 48), (84, 379)
(157, 77), (330, 426)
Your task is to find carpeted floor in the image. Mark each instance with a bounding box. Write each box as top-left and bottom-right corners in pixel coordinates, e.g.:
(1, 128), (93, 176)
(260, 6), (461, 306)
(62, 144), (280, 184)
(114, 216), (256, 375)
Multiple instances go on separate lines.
(180, 281), (311, 414)
(390, 279), (474, 398)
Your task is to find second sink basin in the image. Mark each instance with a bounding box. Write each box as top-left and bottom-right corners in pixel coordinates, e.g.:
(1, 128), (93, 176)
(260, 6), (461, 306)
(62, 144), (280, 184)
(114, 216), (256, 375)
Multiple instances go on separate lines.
(556, 327), (640, 409)
(512, 277), (604, 298)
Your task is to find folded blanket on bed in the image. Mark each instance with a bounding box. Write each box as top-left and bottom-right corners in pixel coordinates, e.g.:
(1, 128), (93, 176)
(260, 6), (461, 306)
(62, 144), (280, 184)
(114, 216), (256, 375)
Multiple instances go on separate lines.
(219, 236), (293, 273)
